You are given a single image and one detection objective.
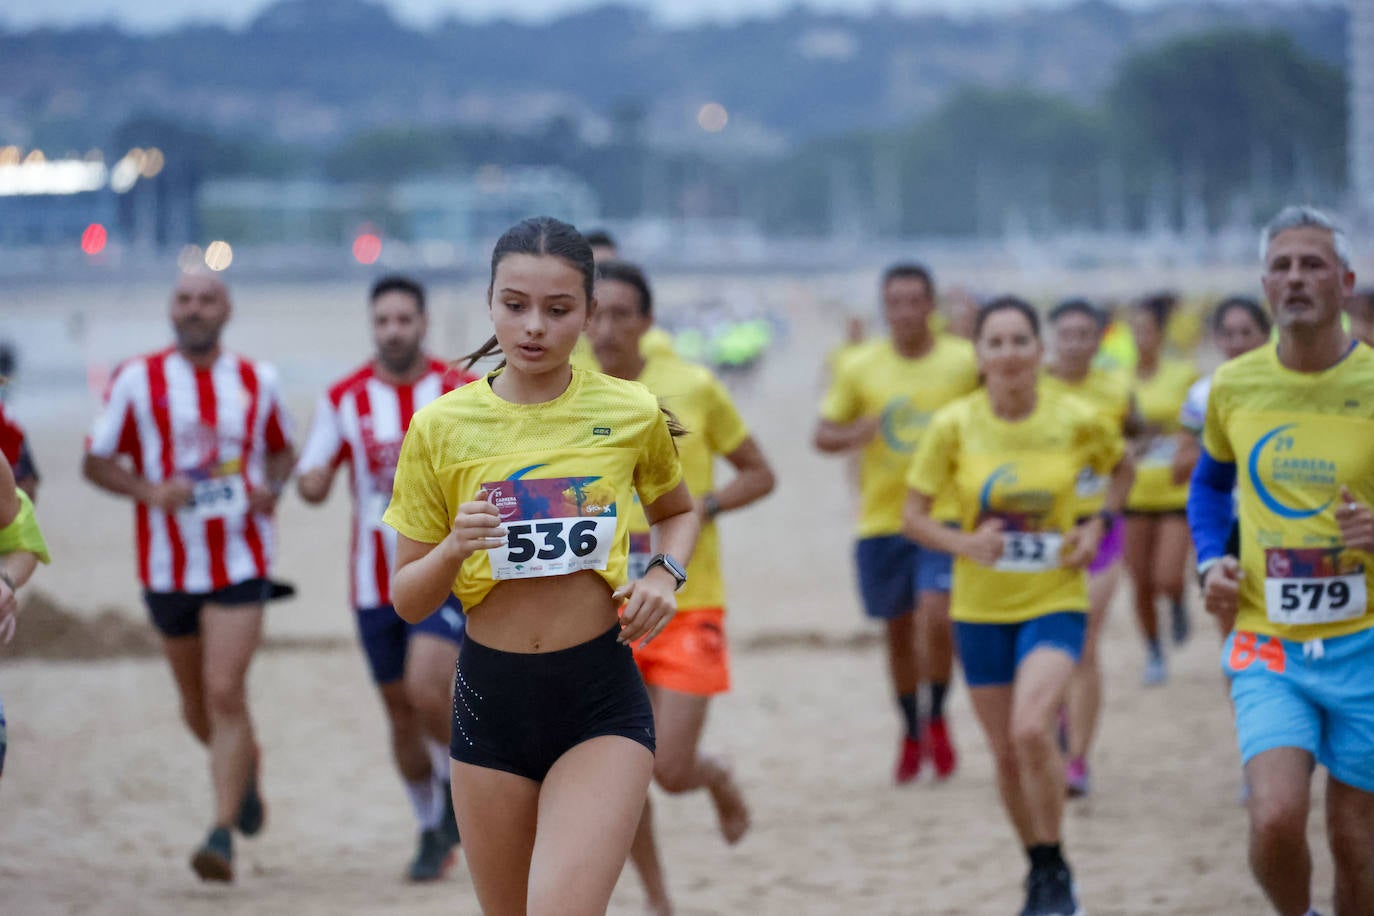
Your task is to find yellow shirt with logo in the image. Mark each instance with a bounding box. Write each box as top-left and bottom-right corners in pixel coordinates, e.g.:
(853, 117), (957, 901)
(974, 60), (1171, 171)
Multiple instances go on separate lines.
(820, 335), (979, 537)
(1202, 343), (1374, 641)
(570, 334), (599, 370)
(384, 368), (683, 613)
(1128, 358), (1198, 511)
(906, 387), (1125, 624)
(1042, 367), (1132, 515)
(0, 489), (51, 564)
(622, 355), (750, 611)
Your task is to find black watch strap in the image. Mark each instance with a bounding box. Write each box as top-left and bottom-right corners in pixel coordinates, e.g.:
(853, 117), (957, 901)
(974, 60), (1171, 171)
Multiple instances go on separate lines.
(645, 553), (687, 590)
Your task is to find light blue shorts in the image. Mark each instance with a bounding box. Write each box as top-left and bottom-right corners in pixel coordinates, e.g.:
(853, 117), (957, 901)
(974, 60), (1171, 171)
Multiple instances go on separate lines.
(1223, 626), (1374, 793)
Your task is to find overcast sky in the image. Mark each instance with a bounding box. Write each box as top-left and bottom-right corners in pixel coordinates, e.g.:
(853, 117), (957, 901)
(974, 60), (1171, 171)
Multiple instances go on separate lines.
(2, 0), (1306, 32)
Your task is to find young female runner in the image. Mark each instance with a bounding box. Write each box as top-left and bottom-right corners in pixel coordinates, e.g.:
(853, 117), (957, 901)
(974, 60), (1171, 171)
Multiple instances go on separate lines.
(905, 297), (1130, 916)
(384, 216), (699, 916)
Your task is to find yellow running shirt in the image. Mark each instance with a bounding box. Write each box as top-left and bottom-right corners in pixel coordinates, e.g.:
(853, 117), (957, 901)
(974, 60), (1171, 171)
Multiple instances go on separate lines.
(1202, 343), (1374, 642)
(906, 387), (1125, 624)
(820, 335), (979, 537)
(570, 334), (599, 370)
(1128, 358), (1198, 511)
(384, 368), (684, 613)
(0, 489), (50, 564)
(1042, 367), (1132, 514)
(622, 355), (750, 611)
(641, 327), (676, 360)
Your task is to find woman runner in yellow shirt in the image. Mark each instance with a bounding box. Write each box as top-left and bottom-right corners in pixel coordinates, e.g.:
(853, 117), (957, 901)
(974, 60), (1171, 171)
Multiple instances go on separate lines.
(1125, 294), (1198, 684)
(905, 297), (1130, 916)
(385, 217), (699, 916)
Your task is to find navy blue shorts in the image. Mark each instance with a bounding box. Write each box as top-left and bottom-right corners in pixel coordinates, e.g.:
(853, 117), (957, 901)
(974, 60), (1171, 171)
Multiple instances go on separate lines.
(355, 596), (465, 685)
(854, 534), (952, 619)
(143, 577), (293, 639)
(955, 612), (1087, 687)
(451, 625), (655, 782)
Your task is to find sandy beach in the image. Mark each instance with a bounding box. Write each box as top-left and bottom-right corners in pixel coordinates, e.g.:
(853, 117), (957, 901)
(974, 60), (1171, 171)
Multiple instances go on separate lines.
(0, 266), (1333, 914)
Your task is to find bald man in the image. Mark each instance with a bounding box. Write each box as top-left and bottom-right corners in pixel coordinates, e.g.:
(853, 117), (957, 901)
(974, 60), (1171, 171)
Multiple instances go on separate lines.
(83, 273), (297, 882)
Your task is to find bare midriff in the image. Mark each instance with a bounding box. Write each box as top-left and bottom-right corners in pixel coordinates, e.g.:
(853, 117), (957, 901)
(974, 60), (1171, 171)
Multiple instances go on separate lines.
(463, 570), (620, 654)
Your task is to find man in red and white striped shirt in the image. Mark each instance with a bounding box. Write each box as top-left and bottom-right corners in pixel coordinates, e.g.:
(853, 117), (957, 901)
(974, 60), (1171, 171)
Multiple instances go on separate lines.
(83, 272), (296, 883)
(0, 399), (39, 501)
(297, 275), (472, 881)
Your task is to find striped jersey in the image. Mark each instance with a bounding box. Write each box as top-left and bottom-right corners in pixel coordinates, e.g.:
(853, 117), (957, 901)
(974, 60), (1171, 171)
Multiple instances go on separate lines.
(86, 347), (294, 593)
(296, 358), (473, 608)
(0, 399), (38, 482)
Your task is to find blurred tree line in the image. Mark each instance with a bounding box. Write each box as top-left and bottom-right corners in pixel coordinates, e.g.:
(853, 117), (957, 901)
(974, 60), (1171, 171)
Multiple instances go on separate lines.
(119, 27), (1344, 237)
(753, 29), (1345, 236)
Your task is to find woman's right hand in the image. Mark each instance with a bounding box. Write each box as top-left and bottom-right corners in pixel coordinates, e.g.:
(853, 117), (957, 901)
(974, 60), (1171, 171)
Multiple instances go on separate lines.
(962, 519), (1005, 567)
(444, 498), (506, 563)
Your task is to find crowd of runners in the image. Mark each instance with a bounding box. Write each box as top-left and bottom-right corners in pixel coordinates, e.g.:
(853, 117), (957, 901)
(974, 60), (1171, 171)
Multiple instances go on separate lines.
(1, 205), (1372, 916)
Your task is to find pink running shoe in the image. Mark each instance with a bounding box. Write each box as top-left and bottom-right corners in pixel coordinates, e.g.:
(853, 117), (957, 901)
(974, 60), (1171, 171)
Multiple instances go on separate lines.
(924, 719), (958, 780)
(1065, 756), (1090, 798)
(894, 736), (923, 785)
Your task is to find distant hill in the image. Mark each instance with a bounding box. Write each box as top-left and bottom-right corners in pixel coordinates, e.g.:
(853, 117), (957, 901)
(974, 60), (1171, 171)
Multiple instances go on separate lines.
(0, 0), (1346, 152)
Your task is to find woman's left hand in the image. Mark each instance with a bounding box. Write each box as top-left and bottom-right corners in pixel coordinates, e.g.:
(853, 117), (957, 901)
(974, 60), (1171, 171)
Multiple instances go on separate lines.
(1060, 517), (1104, 570)
(614, 568), (678, 648)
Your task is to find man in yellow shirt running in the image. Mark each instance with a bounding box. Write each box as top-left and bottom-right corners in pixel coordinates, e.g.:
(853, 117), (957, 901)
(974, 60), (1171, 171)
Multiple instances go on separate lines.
(1192, 206), (1374, 916)
(591, 259), (776, 916)
(814, 263), (980, 783)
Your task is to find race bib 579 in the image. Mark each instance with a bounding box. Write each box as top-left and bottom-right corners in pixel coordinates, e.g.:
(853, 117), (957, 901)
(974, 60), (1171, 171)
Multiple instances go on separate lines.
(1263, 548), (1367, 627)
(483, 476), (618, 581)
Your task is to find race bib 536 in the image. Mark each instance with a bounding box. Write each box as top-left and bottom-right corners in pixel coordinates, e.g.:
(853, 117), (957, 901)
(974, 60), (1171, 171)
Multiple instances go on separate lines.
(483, 476), (618, 581)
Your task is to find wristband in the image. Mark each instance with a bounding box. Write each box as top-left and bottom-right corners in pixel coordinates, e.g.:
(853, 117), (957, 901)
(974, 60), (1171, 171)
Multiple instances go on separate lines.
(1196, 556), (1223, 587)
(703, 493), (722, 521)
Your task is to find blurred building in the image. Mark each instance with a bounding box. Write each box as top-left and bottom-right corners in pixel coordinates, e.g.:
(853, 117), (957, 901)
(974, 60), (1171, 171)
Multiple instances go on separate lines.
(1354, 0), (1374, 218)
(0, 153), (115, 246)
(0, 147), (195, 249)
(198, 168), (599, 248)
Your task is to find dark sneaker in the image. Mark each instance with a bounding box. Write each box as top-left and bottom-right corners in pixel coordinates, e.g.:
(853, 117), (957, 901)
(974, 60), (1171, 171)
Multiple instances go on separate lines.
(1022, 864), (1084, 916)
(1170, 599), (1191, 646)
(236, 771), (266, 837)
(190, 826), (234, 883)
(440, 781), (461, 847)
(1142, 647), (1167, 687)
(407, 827), (455, 883)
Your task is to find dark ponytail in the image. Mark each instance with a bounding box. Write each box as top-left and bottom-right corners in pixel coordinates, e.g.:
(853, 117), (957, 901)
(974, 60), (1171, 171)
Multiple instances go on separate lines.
(456, 216), (597, 372)
(1136, 292), (1177, 331)
(1210, 295), (1270, 336)
(974, 295), (1042, 341)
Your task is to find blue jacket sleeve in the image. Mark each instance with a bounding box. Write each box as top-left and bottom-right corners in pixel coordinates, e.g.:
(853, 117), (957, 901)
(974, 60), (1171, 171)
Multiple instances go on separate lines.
(1187, 448), (1236, 563)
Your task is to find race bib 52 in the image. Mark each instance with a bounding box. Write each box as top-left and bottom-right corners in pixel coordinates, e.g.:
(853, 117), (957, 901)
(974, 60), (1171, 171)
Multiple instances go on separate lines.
(995, 532), (1064, 573)
(188, 474), (248, 520)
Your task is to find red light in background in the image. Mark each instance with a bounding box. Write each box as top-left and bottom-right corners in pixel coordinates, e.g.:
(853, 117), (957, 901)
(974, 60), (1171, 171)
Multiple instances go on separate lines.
(81, 223), (107, 255)
(353, 233), (382, 265)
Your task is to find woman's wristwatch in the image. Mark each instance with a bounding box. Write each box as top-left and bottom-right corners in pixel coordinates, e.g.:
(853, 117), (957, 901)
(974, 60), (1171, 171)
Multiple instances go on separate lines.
(644, 554), (687, 591)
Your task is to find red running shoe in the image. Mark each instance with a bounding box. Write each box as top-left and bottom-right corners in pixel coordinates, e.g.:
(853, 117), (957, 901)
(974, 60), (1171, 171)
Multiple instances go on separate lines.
(925, 718), (958, 780)
(894, 735), (923, 784)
